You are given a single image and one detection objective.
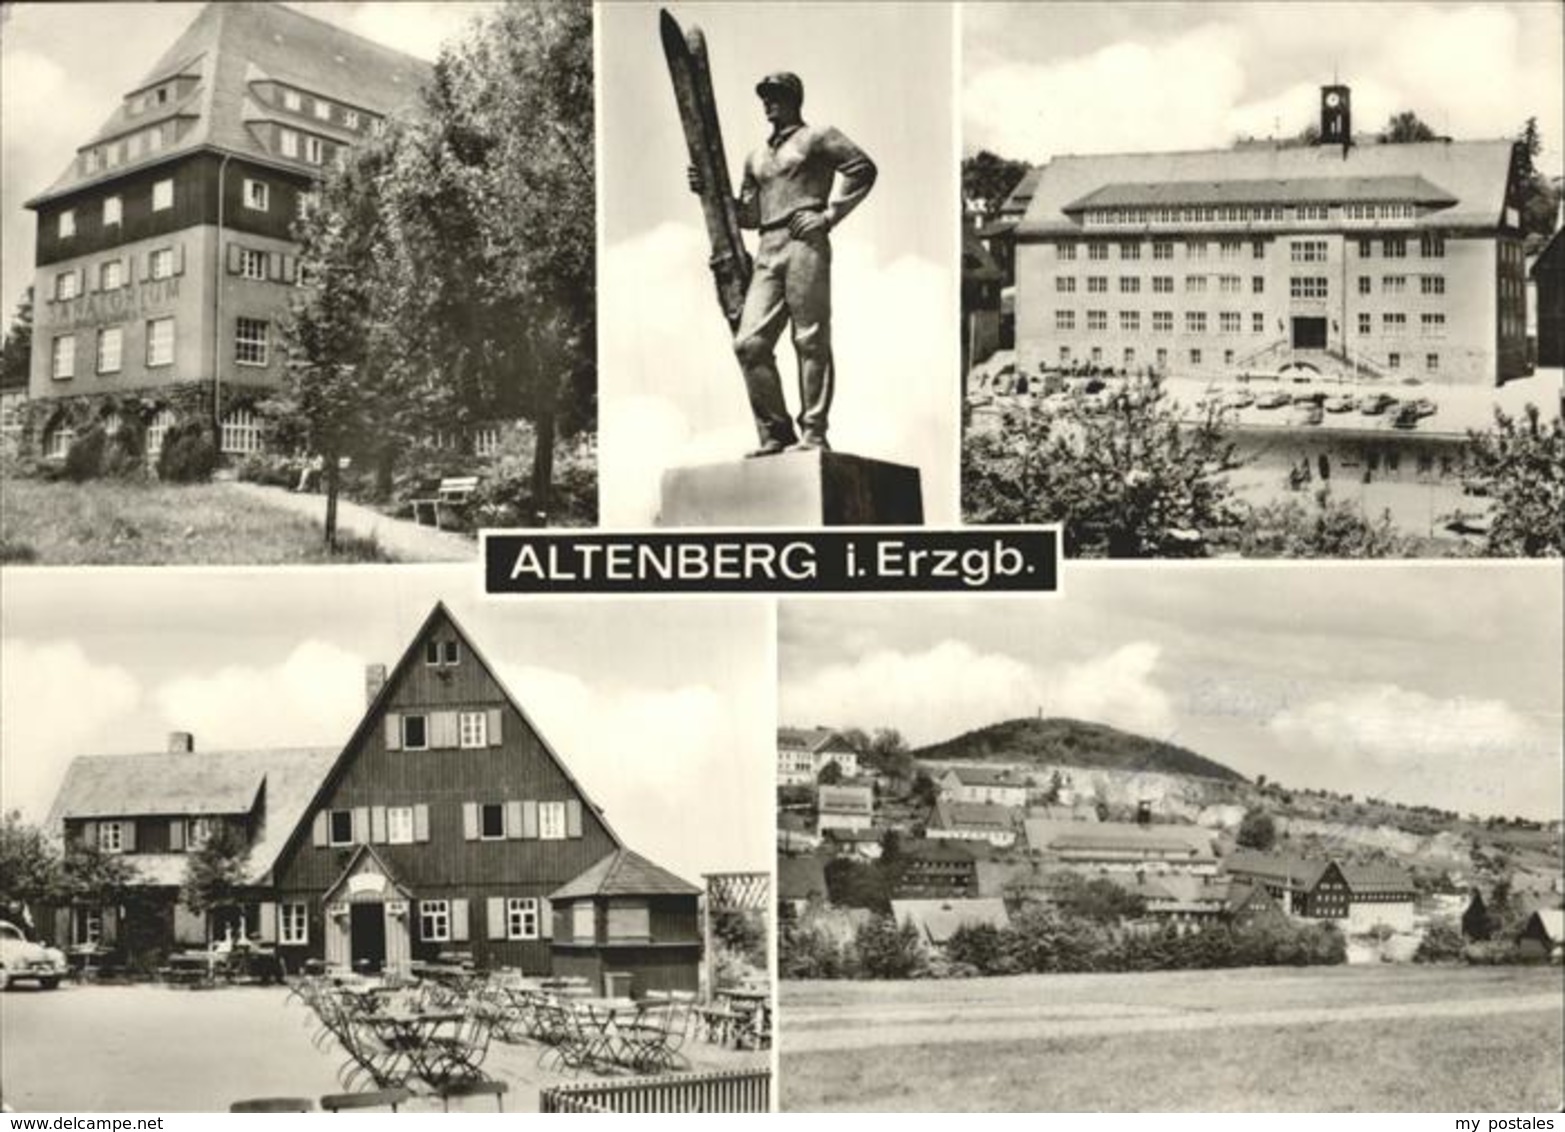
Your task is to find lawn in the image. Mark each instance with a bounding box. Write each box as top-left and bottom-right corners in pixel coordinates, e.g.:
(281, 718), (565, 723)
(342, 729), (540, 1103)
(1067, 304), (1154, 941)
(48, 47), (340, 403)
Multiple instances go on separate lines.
(780, 966), (1565, 1111)
(0, 479), (388, 565)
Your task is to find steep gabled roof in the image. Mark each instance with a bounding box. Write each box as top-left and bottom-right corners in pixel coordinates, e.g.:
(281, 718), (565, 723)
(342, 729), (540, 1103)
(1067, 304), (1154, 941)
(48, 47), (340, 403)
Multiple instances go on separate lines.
(777, 727), (854, 754)
(932, 800), (1018, 832)
(550, 848), (701, 901)
(943, 765), (1025, 789)
(273, 602), (621, 872)
(1017, 139), (1516, 238)
(1026, 819), (1215, 858)
(30, 1), (431, 206)
(1527, 909), (1565, 942)
(818, 785), (873, 815)
(1224, 851), (1329, 889)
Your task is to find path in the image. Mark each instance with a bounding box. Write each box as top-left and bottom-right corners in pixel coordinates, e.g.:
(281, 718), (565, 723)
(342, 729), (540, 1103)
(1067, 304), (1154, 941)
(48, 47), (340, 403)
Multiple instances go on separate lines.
(226, 482), (475, 563)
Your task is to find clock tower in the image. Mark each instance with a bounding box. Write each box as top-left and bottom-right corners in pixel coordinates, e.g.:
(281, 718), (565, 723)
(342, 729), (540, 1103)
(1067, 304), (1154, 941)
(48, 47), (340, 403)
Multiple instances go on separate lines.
(1320, 84), (1352, 146)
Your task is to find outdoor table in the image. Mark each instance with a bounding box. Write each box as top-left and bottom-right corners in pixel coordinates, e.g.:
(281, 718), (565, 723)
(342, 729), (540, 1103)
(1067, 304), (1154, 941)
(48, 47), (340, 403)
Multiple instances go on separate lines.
(570, 997), (643, 1071)
(714, 988), (771, 1049)
(368, 1010), (466, 1088)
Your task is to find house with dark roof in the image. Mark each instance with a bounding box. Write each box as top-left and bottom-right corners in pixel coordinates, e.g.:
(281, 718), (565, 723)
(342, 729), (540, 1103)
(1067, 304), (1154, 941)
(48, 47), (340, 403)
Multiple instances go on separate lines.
(892, 839), (979, 899)
(1517, 909), (1564, 963)
(927, 800), (1019, 849)
(23, 2), (431, 463)
(1225, 852), (1416, 932)
(1532, 224), (1564, 366)
(1012, 85), (1532, 389)
(777, 727), (858, 786)
(41, 603), (701, 998)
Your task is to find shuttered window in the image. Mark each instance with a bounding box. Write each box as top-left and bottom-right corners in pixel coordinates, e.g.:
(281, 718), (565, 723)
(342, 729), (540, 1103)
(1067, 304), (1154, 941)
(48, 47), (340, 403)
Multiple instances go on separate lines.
(606, 900), (650, 941)
(571, 903), (595, 943)
(419, 900), (450, 942)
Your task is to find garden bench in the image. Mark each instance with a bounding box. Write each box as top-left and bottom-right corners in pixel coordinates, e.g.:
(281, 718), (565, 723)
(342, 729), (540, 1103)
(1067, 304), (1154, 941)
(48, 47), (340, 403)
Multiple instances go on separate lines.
(411, 476), (480, 530)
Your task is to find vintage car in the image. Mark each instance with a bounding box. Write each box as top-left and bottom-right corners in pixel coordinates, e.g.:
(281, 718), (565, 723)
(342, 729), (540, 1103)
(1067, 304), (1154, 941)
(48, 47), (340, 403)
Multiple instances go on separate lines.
(0, 920), (66, 990)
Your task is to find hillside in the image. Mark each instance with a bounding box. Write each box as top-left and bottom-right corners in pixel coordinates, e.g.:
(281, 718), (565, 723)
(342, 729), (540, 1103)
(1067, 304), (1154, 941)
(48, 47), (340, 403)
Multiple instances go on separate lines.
(913, 717), (1247, 783)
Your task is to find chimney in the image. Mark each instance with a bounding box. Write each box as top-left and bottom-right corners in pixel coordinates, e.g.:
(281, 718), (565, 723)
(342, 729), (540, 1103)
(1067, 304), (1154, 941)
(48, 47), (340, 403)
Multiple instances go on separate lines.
(365, 663), (387, 705)
(167, 731), (194, 754)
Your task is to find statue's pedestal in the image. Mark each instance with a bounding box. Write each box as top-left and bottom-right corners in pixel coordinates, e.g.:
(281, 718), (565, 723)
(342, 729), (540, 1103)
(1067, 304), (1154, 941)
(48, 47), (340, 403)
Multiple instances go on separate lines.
(658, 450), (923, 527)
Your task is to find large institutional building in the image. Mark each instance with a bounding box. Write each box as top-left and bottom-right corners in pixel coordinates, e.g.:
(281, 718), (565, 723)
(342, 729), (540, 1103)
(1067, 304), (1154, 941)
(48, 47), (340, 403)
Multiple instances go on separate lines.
(23, 2), (428, 462)
(1009, 87), (1533, 389)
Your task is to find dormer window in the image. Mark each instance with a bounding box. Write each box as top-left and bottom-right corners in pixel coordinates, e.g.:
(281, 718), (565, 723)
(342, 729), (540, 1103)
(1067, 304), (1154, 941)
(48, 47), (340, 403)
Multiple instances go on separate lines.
(313, 98), (332, 122)
(424, 640), (460, 667)
(283, 88), (301, 112)
(279, 128), (298, 159)
(344, 110), (360, 130)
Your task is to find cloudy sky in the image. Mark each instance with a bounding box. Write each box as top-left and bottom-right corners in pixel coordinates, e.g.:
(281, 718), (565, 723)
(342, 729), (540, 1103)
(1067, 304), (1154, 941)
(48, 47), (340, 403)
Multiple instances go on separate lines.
(599, 2), (959, 525)
(780, 564), (1564, 821)
(1, 570), (773, 883)
(964, 2), (1564, 169)
(0, 2), (491, 325)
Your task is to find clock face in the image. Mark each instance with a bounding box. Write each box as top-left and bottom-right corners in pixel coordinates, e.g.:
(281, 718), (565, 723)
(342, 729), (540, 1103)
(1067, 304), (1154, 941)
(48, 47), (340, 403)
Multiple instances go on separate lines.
(1326, 92), (1342, 108)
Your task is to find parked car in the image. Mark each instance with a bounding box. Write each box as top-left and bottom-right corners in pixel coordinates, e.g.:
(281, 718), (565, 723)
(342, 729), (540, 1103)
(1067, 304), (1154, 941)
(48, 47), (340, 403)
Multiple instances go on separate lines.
(1255, 391), (1292, 410)
(1324, 393), (1356, 413)
(0, 920), (66, 990)
(1359, 393), (1398, 416)
(1223, 389), (1257, 410)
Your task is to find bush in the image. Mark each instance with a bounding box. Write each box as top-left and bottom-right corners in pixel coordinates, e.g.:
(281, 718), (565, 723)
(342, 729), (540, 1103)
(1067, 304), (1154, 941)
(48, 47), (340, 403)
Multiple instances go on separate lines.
(1413, 918), (1466, 963)
(852, 914), (925, 979)
(235, 452), (302, 489)
(61, 426), (144, 483)
(156, 420), (218, 483)
(63, 428), (108, 483)
(944, 921), (1017, 975)
(779, 922), (847, 980)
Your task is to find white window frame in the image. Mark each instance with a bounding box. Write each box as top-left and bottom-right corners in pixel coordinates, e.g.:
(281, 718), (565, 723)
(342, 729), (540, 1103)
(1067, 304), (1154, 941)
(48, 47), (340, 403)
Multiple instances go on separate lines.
(150, 247), (175, 280)
(458, 711), (487, 749)
(402, 714), (429, 751)
(98, 822), (124, 854)
(58, 210), (76, 239)
(386, 807), (415, 845)
(279, 902), (309, 945)
(243, 179), (270, 212)
(313, 98), (332, 122)
(279, 128), (298, 159)
(51, 335), (75, 380)
(145, 409), (175, 458)
(420, 900), (451, 942)
(472, 426), (501, 457)
(328, 809), (354, 847)
(283, 88), (301, 111)
(443, 641), (460, 666)
(235, 318), (269, 366)
(103, 196), (123, 227)
(538, 801), (567, 842)
(147, 179), (173, 212)
(239, 249), (267, 281)
(506, 897), (540, 940)
(97, 327), (123, 374)
(146, 317), (174, 367)
(55, 271), (79, 302)
(344, 110), (361, 130)
(44, 425), (75, 458)
(100, 260), (124, 291)
(187, 817), (214, 850)
(304, 136), (325, 165)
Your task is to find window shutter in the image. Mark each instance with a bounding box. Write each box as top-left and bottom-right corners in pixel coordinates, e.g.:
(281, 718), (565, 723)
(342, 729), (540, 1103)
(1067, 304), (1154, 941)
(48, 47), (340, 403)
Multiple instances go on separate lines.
(521, 800), (538, 839)
(121, 255), (132, 285)
(82, 820), (97, 847)
(486, 708), (503, 745)
(566, 799), (583, 839)
(352, 806), (370, 844)
(175, 244), (186, 275)
(370, 806), (387, 844)
(78, 267), (88, 293)
(268, 252), (283, 282)
(432, 711), (458, 749)
(462, 802), (478, 841)
(384, 713), (401, 751)
(504, 800), (523, 839)
(282, 255), (297, 284)
(257, 902), (278, 943)
(312, 811), (327, 847)
(413, 804), (430, 843)
(452, 898), (470, 943)
(101, 906), (119, 945)
(138, 255), (150, 282)
(226, 243), (241, 274)
(540, 898), (553, 939)
(170, 819), (185, 851)
(486, 897), (505, 941)
(122, 820), (137, 853)
(88, 267), (99, 293)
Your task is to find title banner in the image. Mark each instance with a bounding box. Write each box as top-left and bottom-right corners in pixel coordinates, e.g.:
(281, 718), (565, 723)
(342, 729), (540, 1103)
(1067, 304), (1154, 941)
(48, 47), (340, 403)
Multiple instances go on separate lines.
(483, 528), (1059, 595)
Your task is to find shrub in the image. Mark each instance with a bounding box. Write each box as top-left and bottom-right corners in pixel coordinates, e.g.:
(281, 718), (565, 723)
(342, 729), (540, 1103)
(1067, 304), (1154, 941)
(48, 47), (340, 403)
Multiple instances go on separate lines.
(852, 914), (925, 979)
(156, 420), (218, 483)
(779, 922), (847, 980)
(235, 452), (302, 489)
(1413, 918), (1466, 963)
(944, 921), (1017, 975)
(63, 428), (108, 483)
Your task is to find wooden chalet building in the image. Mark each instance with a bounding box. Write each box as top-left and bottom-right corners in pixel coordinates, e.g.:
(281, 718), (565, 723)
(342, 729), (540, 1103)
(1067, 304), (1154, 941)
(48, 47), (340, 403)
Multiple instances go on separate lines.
(1225, 852), (1416, 932)
(892, 839), (979, 900)
(41, 604), (702, 997)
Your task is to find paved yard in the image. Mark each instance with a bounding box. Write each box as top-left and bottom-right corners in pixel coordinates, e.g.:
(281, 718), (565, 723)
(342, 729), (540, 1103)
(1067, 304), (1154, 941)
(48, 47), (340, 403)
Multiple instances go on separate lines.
(1, 983), (764, 1113)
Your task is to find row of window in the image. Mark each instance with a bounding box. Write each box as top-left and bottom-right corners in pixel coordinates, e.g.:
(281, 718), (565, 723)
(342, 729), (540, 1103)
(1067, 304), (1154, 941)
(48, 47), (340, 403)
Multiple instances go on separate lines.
(57, 179), (174, 239)
(1058, 275), (1266, 296)
(54, 245), (184, 302)
(1079, 201), (1423, 228)
(280, 896), (546, 946)
(383, 707), (501, 751)
(51, 316), (272, 381)
(1355, 312), (1448, 337)
(87, 816), (224, 855)
(1052, 234), (1446, 262)
(277, 127), (342, 167)
(42, 408), (260, 462)
(1054, 310), (1270, 334)
(1356, 274), (1447, 296)
(314, 798), (581, 847)
(78, 122), (175, 178)
(1051, 344), (1445, 373)
(274, 84), (367, 132)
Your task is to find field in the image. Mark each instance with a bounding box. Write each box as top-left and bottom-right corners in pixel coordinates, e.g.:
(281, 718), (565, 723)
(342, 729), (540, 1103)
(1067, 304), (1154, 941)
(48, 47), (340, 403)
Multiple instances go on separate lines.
(0, 480), (388, 565)
(780, 965), (1564, 1111)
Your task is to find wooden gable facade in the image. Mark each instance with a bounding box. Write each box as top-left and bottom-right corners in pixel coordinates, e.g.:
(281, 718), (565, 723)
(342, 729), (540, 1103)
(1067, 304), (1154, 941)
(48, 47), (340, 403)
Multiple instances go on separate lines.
(268, 603), (620, 975)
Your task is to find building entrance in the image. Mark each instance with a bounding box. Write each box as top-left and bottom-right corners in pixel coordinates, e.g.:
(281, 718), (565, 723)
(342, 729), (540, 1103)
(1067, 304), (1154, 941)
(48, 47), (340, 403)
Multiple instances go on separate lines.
(349, 902), (386, 972)
(1291, 316), (1327, 350)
